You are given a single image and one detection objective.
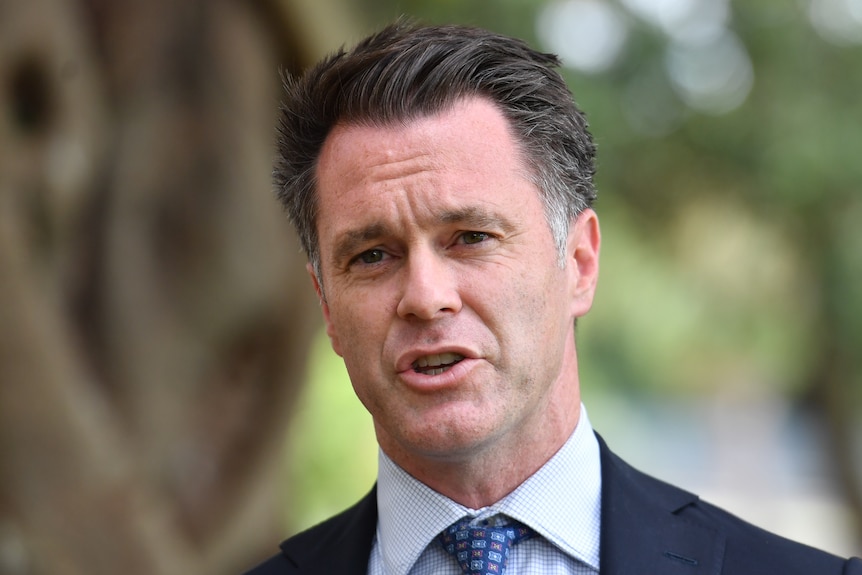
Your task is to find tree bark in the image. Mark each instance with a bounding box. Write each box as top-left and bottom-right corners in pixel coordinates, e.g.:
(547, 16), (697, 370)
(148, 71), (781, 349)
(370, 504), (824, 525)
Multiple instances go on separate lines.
(0, 0), (328, 572)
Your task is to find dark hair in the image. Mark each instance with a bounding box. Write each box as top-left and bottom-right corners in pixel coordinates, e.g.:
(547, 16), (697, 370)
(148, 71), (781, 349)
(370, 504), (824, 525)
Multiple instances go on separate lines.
(275, 20), (597, 278)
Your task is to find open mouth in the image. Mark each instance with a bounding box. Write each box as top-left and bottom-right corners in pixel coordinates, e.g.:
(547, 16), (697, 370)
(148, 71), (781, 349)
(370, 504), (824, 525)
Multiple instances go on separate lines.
(412, 352), (465, 375)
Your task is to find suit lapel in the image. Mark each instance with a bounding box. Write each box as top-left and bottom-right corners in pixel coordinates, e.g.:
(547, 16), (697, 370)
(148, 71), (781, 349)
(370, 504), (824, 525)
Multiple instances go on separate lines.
(597, 435), (726, 575)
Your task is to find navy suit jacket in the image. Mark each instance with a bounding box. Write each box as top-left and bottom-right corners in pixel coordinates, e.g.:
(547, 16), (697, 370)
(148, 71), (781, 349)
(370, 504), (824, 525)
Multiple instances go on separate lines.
(245, 435), (861, 574)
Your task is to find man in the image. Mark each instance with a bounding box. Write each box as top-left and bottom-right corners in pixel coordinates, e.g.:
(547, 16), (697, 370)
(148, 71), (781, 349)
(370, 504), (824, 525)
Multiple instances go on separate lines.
(246, 21), (860, 575)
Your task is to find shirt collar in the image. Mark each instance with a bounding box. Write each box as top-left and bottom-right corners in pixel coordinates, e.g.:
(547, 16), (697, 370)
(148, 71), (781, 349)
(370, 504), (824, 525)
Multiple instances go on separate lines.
(376, 405), (602, 573)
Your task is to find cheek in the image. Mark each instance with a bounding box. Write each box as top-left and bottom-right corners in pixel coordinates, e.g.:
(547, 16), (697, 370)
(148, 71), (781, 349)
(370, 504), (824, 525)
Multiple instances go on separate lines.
(498, 271), (569, 357)
(336, 328), (380, 413)
(463, 277), (530, 356)
(327, 295), (389, 374)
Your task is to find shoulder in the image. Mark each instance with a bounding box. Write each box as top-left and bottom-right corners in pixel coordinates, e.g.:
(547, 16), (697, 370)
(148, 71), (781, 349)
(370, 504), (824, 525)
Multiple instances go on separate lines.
(684, 497), (857, 573)
(242, 486), (378, 575)
(596, 434), (859, 574)
(242, 553), (294, 575)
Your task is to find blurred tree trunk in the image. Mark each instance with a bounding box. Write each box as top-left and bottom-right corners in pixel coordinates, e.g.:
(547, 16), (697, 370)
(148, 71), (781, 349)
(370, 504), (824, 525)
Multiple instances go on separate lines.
(0, 0), (360, 573)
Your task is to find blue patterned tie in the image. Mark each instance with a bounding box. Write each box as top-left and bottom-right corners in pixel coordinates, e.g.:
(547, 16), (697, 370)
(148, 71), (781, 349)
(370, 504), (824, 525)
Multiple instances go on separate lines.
(439, 518), (534, 575)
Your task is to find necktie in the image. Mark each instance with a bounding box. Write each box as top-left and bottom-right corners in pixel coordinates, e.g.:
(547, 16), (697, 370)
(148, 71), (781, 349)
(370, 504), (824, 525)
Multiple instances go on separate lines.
(439, 518), (534, 574)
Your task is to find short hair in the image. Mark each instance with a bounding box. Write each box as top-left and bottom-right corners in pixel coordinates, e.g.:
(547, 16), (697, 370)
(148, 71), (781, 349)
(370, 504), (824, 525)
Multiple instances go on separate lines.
(275, 20), (597, 279)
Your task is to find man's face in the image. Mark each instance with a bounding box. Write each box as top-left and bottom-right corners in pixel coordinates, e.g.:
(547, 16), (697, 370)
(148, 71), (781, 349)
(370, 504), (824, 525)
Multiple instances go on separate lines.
(312, 97), (599, 469)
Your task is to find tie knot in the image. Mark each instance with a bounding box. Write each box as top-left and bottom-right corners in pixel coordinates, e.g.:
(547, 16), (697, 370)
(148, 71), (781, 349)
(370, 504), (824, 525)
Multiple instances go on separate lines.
(439, 518), (534, 574)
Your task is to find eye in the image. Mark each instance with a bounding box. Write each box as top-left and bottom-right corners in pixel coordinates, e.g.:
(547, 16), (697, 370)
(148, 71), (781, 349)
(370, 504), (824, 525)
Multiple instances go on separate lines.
(356, 249), (385, 265)
(461, 231), (490, 245)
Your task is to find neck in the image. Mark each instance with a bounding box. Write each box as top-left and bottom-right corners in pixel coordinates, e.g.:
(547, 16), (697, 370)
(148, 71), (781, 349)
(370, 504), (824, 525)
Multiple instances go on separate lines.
(379, 382), (582, 509)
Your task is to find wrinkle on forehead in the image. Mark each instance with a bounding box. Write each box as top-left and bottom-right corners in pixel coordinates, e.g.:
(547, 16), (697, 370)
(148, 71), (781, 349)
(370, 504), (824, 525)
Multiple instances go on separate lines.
(316, 97), (541, 269)
(322, 98), (526, 183)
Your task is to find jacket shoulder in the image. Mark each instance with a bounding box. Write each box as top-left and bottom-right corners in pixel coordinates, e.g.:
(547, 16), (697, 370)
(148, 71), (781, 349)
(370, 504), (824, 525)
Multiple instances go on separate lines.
(242, 553), (294, 575)
(243, 486), (378, 575)
(597, 433), (857, 574)
(686, 497), (855, 574)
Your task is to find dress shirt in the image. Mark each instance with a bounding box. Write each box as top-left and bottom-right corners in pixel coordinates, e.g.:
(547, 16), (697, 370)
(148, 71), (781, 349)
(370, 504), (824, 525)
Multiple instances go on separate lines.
(368, 405), (602, 575)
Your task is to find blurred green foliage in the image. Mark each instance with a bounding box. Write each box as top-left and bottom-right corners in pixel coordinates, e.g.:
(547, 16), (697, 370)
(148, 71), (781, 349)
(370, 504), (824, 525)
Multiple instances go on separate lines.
(285, 331), (377, 532)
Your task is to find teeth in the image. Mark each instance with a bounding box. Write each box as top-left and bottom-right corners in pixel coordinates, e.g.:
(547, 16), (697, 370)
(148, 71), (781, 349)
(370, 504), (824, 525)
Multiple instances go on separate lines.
(413, 352), (464, 370)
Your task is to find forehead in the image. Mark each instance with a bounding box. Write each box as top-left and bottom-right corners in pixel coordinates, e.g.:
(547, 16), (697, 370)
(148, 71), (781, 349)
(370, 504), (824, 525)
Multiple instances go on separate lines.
(323, 99), (522, 171)
(315, 97), (533, 205)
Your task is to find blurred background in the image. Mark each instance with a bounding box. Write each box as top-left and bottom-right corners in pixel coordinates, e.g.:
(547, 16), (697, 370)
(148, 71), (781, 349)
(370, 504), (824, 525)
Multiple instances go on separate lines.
(1, 0), (860, 573)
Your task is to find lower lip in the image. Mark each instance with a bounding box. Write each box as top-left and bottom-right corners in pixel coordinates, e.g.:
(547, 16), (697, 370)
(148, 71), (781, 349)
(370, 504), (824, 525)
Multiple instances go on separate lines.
(397, 358), (479, 392)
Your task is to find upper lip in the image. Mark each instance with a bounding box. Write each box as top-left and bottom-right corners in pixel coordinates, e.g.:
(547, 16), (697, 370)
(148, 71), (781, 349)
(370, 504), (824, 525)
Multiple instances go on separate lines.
(395, 346), (478, 373)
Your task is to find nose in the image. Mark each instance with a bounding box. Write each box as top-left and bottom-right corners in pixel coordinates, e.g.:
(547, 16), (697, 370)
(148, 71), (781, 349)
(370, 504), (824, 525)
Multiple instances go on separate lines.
(396, 251), (462, 321)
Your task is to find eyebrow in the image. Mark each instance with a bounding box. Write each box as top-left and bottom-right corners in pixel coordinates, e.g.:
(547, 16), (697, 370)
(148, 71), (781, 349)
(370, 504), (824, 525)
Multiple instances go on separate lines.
(329, 206), (518, 267)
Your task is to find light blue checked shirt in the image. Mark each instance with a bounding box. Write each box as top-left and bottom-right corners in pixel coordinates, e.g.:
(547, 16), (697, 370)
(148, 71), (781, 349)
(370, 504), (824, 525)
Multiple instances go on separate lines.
(368, 405), (602, 575)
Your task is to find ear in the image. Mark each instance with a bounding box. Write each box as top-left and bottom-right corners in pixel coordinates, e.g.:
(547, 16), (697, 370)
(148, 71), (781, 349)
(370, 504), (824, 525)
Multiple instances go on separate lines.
(566, 208), (601, 318)
(306, 263), (343, 357)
